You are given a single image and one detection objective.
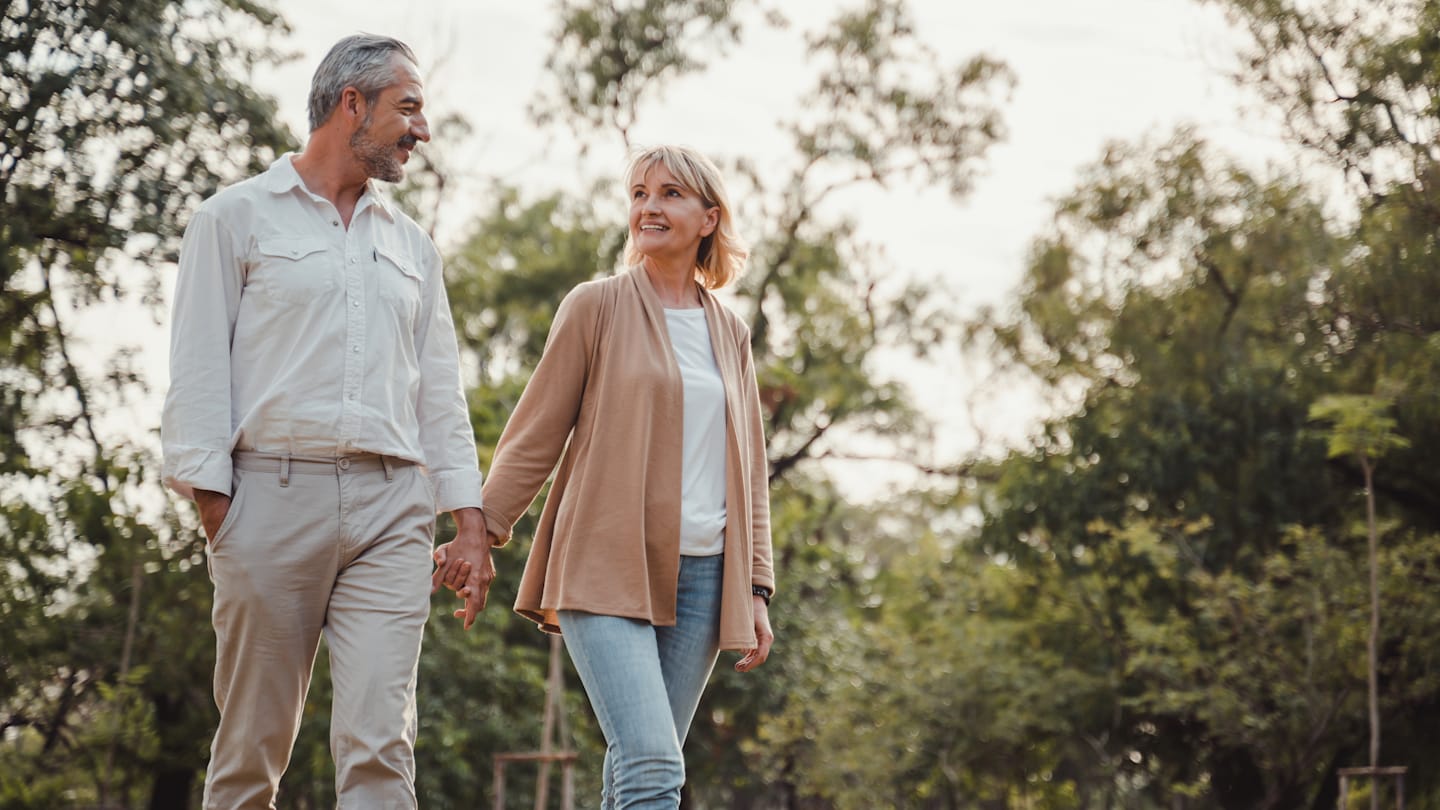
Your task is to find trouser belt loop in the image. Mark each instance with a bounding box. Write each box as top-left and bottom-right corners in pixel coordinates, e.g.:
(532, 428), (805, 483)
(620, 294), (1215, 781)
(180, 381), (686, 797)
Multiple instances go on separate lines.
(381, 455), (394, 482)
(280, 455), (291, 488)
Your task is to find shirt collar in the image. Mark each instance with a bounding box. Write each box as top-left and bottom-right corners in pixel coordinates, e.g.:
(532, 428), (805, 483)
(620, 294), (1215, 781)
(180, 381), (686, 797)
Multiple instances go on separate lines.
(360, 184), (398, 222)
(260, 153), (398, 222)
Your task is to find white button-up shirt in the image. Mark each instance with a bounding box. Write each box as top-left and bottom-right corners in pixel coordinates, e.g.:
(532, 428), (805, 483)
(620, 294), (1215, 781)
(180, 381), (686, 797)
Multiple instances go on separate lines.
(162, 154), (482, 513)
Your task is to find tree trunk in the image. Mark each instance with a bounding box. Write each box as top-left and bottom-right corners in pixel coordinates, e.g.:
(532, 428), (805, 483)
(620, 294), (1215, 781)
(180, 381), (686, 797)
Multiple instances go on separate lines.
(148, 768), (196, 810)
(1363, 456), (1380, 810)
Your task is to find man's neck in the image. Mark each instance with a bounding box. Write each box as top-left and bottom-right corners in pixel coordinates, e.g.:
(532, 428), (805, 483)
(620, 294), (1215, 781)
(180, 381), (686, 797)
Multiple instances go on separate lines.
(291, 141), (369, 226)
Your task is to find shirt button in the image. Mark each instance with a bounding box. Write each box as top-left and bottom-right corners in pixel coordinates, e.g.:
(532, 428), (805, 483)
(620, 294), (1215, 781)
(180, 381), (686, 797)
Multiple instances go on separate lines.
(352, 345), (360, 353)
(332, 220), (339, 227)
(347, 392), (356, 400)
(338, 458), (351, 470)
(352, 300), (360, 308)
(349, 257), (357, 264)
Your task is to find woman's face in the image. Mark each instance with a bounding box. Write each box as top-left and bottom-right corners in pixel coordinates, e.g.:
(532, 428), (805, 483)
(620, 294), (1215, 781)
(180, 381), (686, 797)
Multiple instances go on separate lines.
(628, 161), (719, 266)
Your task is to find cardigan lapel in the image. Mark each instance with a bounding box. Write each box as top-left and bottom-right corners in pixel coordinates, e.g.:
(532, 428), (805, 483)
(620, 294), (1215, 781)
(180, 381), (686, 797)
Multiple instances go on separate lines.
(698, 288), (749, 484)
(629, 265), (667, 334)
(635, 265), (747, 464)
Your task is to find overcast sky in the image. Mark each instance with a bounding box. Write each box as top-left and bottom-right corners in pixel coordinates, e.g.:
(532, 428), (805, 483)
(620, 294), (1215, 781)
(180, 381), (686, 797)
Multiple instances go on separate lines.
(105, 1), (1298, 494)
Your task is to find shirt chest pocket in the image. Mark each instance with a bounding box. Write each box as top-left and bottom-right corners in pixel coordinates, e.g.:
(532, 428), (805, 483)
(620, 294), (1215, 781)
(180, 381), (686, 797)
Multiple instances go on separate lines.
(374, 245), (423, 326)
(252, 238), (335, 303)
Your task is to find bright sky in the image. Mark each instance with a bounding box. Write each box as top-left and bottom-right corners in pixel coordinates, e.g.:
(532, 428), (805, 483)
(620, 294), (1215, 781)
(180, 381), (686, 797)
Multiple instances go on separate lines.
(99, 1), (1297, 495)
(253, 1), (1285, 285)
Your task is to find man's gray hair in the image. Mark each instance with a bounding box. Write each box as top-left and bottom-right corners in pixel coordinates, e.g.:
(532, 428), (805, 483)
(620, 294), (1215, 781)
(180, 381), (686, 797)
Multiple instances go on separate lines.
(307, 35), (418, 131)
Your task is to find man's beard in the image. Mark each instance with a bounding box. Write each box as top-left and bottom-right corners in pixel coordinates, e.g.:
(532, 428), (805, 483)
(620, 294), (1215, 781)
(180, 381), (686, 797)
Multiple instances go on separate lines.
(350, 120), (415, 183)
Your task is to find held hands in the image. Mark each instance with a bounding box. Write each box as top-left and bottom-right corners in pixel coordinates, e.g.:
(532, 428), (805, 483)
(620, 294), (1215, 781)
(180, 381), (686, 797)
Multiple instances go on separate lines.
(430, 507), (496, 631)
(735, 595), (774, 673)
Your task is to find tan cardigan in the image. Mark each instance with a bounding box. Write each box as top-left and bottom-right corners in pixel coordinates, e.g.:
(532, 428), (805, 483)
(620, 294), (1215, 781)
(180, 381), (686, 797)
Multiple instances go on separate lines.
(481, 267), (775, 650)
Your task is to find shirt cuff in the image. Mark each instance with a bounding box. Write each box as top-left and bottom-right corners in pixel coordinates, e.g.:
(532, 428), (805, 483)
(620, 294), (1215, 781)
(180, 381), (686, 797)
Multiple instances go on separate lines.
(430, 467), (484, 515)
(162, 447), (233, 500)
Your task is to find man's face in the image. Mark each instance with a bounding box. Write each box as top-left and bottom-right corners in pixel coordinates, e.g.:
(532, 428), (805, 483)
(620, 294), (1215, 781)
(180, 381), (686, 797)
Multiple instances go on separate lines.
(349, 57), (429, 183)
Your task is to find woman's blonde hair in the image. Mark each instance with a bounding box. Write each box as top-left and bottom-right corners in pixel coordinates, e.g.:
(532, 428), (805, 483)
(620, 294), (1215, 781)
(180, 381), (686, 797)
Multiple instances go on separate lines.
(622, 145), (749, 290)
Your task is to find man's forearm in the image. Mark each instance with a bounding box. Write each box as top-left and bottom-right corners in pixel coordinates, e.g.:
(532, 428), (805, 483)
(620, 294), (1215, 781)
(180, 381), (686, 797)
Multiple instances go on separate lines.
(450, 506), (488, 540)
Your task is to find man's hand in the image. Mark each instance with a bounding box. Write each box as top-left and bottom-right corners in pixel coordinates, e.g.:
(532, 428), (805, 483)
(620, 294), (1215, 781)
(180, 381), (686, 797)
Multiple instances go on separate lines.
(430, 507), (495, 631)
(194, 489), (232, 543)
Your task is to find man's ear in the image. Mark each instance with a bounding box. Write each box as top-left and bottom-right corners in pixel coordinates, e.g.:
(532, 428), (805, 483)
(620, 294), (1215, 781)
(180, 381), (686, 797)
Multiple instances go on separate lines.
(340, 86), (366, 124)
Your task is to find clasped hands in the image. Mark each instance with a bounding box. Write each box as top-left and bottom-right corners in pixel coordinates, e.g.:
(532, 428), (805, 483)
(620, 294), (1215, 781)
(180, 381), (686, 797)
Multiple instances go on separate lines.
(430, 507), (496, 630)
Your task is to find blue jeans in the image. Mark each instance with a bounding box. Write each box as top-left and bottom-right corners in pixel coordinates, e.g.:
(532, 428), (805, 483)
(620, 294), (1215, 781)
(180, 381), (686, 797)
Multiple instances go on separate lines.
(559, 554), (724, 810)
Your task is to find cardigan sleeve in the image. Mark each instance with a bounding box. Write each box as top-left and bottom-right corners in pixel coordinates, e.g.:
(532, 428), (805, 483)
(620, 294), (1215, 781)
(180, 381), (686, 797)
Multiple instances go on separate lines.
(480, 283), (600, 546)
(739, 329), (776, 594)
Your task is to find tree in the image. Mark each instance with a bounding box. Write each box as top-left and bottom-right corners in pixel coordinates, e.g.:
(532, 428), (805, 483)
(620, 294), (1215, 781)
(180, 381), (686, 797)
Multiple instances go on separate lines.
(1, 1), (294, 806)
(1203, 0), (1440, 527)
(531, 0), (759, 148)
(1308, 394), (1410, 787)
(954, 107), (1440, 802)
(1203, 0), (1440, 199)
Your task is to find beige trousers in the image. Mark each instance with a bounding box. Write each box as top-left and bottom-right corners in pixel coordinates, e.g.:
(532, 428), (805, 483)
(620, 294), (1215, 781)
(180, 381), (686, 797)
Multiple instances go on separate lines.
(203, 452), (435, 810)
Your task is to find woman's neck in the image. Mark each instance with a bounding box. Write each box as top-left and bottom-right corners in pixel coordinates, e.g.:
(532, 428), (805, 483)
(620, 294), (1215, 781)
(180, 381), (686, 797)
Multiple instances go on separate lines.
(642, 258), (701, 308)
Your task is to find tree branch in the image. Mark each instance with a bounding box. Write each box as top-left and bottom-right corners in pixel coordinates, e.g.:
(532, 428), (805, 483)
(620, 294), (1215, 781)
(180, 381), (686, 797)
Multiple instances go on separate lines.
(41, 266), (110, 490)
(768, 418), (832, 483)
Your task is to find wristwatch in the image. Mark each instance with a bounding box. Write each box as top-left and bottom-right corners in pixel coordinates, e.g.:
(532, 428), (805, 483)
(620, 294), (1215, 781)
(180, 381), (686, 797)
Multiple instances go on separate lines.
(751, 585), (772, 605)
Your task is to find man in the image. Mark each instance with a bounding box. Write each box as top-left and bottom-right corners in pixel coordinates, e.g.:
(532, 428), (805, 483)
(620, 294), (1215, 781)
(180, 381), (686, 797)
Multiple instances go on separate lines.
(162, 35), (494, 808)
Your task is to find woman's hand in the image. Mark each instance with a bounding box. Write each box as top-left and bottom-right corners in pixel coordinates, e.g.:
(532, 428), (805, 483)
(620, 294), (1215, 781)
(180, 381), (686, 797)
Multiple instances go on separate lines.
(735, 596), (774, 673)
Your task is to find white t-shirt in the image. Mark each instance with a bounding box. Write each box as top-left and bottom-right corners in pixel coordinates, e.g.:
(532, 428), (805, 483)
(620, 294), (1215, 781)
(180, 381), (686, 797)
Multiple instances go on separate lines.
(664, 307), (728, 556)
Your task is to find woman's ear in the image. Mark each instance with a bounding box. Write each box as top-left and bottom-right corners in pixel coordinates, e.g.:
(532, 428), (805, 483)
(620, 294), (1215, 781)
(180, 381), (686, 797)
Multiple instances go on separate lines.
(701, 206), (720, 238)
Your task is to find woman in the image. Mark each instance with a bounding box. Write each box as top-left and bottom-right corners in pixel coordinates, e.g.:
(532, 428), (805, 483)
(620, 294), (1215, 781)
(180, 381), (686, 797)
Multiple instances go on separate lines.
(438, 144), (775, 808)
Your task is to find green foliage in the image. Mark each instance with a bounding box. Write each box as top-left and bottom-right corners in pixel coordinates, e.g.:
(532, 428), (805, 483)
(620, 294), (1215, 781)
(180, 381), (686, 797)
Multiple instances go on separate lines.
(1, 1), (293, 807)
(1202, 0), (1440, 195)
(2, 0), (294, 466)
(972, 133), (1347, 578)
(1309, 394), (1411, 463)
(794, 0), (1014, 198)
(448, 186), (624, 384)
(933, 1), (1440, 803)
(532, 0), (758, 145)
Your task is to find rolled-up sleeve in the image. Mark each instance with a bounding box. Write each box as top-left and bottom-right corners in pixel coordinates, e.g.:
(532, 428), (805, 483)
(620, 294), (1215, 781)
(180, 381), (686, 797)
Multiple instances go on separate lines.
(414, 244), (483, 514)
(162, 209), (242, 499)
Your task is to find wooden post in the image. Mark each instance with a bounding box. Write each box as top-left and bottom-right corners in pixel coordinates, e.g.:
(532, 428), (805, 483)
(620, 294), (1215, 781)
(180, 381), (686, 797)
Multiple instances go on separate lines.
(535, 634), (562, 810)
(493, 757), (506, 810)
(492, 635), (577, 810)
(1336, 766), (1407, 810)
(558, 635), (575, 810)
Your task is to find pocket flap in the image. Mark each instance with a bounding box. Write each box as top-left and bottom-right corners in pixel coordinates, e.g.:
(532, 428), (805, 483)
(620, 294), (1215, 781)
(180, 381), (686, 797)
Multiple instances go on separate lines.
(375, 245), (424, 281)
(258, 237), (328, 261)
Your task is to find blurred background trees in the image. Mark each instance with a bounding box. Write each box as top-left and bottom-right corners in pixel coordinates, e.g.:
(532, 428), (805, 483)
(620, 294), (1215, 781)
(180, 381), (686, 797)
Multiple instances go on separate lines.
(1, 1), (293, 806)
(3, 0), (1439, 808)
